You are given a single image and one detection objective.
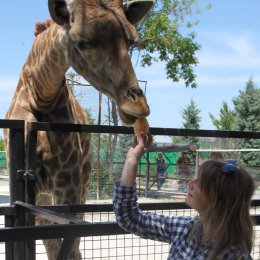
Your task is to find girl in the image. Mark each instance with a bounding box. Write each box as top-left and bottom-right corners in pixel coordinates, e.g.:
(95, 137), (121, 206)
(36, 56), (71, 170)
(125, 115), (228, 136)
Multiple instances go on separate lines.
(113, 133), (255, 260)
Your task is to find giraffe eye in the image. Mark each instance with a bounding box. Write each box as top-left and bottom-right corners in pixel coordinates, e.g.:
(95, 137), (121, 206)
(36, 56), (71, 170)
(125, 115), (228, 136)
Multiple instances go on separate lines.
(70, 15), (75, 24)
(75, 40), (92, 50)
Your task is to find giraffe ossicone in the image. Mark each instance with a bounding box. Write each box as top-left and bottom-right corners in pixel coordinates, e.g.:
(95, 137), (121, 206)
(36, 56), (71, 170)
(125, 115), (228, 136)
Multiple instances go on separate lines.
(4, 0), (152, 259)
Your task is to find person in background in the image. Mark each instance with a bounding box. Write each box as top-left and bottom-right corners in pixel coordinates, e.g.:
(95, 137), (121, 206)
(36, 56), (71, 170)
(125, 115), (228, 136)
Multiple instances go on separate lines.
(156, 152), (167, 190)
(177, 152), (190, 192)
(113, 133), (255, 260)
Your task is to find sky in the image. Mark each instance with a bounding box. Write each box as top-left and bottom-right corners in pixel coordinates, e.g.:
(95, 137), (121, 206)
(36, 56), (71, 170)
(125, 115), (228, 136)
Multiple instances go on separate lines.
(0, 1), (260, 142)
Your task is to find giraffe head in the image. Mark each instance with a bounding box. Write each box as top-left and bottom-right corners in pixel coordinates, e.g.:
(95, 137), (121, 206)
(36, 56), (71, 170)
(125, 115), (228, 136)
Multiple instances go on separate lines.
(48, 0), (153, 125)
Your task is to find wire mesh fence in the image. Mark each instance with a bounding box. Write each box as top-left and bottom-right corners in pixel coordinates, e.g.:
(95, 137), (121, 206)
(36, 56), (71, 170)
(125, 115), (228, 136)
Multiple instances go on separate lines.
(1, 131), (260, 200)
(0, 119), (260, 259)
(1, 205), (260, 260)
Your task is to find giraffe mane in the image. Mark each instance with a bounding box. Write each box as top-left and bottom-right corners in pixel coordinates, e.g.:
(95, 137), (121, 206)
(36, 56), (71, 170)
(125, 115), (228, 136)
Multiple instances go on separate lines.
(34, 19), (54, 37)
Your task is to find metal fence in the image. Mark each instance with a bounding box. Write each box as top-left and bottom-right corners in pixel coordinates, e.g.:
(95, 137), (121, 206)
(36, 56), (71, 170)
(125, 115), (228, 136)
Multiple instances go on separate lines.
(1, 202), (260, 260)
(0, 119), (260, 260)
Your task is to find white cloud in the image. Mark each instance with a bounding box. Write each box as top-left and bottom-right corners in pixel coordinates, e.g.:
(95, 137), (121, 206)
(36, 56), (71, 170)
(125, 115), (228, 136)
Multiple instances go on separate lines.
(136, 60), (260, 90)
(196, 75), (260, 86)
(225, 34), (256, 57)
(198, 31), (260, 68)
(198, 51), (260, 68)
(205, 31), (256, 54)
(134, 30), (260, 90)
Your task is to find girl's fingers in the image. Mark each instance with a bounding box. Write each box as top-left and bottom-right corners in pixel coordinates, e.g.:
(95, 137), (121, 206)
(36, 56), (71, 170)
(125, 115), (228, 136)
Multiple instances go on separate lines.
(141, 132), (153, 151)
(136, 132), (153, 150)
(138, 133), (145, 146)
(147, 132), (153, 145)
(131, 135), (138, 148)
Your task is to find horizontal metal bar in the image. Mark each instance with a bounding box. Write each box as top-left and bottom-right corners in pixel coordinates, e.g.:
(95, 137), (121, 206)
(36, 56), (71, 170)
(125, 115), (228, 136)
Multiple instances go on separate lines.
(1, 120), (259, 138)
(1, 200), (260, 215)
(38, 199), (260, 210)
(27, 122), (133, 134)
(14, 202), (87, 225)
(0, 119), (24, 129)
(254, 214), (260, 225)
(13, 202), (191, 214)
(251, 200), (260, 207)
(0, 205), (15, 216)
(197, 148), (260, 152)
(1, 215), (260, 242)
(150, 127), (260, 139)
(27, 122), (260, 139)
(0, 222), (127, 242)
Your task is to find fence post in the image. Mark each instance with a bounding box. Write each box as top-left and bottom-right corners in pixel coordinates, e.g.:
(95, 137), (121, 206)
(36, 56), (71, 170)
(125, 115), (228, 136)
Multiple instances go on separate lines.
(8, 126), (26, 260)
(145, 151), (150, 197)
(24, 123), (37, 260)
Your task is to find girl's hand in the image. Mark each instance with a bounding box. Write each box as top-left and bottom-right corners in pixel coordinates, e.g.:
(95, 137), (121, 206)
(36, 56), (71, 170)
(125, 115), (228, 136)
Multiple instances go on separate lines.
(126, 132), (153, 162)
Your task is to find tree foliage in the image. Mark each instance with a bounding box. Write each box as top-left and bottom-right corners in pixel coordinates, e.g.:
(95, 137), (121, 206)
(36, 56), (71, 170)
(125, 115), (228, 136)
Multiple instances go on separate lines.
(209, 101), (236, 131)
(233, 78), (260, 166)
(133, 0), (211, 88)
(114, 134), (134, 176)
(181, 99), (201, 129)
(0, 137), (4, 151)
(180, 98), (201, 144)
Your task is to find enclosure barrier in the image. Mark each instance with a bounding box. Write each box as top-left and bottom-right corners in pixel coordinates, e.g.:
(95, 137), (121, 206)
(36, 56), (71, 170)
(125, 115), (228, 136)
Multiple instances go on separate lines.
(0, 119), (260, 260)
(1, 202), (260, 239)
(1, 201), (260, 260)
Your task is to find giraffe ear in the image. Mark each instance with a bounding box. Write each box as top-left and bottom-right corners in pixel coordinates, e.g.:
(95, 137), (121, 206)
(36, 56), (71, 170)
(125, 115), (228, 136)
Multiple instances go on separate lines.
(123, 0), (154, 24)
(48, 0), (70, 26)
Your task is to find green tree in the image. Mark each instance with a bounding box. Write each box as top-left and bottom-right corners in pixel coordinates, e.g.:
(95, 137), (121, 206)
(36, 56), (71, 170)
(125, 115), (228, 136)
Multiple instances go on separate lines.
(172, 135), (185, 144)
(209, 102), (238, 151)
(180, 98), (201, 144)
(209, 101), (236, 131)
(233, 78), (260, 166)
(0, 137), (4, 151)
(133, 0), (211, 88)
(85, 108), (96, 124)
(114, 134), (134, 177)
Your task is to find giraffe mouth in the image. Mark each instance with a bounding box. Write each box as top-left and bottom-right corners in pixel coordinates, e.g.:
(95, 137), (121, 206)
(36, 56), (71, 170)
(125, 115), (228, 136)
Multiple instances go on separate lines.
(118, 102), (150, 125)
(116, 87), (150, 125)
(118, 109), (138, 125)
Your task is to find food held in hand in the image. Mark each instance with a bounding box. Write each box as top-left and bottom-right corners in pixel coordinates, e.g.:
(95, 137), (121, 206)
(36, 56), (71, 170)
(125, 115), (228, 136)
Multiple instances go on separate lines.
(134, 118), (149, 135)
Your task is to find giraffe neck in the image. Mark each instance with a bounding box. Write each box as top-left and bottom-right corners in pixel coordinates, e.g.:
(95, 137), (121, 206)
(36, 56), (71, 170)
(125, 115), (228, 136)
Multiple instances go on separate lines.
(23, 23), (70, 112)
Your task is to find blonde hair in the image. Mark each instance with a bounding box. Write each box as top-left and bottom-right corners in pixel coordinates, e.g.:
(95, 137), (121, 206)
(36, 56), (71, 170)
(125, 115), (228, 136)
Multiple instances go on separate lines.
(198, 159), (255, 260)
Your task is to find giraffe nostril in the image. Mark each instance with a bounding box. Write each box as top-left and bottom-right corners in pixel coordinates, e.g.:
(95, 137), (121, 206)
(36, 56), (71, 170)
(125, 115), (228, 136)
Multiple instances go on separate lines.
(127, 88), (144, 102)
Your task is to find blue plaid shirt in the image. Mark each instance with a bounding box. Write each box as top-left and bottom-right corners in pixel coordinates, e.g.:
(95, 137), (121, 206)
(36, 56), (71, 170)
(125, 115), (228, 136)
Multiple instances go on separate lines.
(113, 180), (252, 260)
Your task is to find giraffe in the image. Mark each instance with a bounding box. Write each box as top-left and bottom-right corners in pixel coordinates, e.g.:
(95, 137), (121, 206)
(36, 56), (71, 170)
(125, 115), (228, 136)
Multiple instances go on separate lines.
(4, 0), (152, 259)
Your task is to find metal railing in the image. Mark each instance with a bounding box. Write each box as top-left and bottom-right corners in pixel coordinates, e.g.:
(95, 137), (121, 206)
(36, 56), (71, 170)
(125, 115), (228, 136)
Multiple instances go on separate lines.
(0, 201), (260, 259)
(0, 119), (260, 260)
